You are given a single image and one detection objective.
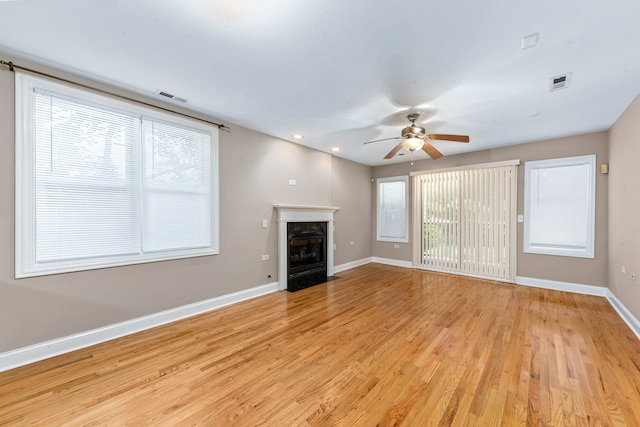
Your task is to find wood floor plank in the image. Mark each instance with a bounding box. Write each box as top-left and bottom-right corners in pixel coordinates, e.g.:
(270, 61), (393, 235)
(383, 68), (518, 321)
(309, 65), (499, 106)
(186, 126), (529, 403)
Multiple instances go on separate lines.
(2, 264), (640, 425)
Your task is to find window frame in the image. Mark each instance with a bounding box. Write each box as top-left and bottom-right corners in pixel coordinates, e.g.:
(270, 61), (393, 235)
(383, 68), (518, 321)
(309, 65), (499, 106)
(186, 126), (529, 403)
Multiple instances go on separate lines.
(523, 155), (596, 258)
(15, 73), (219, 278)
(376, 175), (409, 243)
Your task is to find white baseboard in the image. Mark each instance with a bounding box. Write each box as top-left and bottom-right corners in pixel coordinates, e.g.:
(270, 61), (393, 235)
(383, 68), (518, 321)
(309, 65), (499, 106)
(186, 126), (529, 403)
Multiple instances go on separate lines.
(0, 281), (279, 373)
(515, 276), (608, 296)
(334, 257), (372, 274)
(605, 290), (640, 341)
(371, 257), (413, 269)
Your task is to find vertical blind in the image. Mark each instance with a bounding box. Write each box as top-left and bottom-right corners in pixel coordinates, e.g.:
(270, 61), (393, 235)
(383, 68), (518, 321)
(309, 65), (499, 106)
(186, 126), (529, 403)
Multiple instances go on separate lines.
(412, 163), (517, 281)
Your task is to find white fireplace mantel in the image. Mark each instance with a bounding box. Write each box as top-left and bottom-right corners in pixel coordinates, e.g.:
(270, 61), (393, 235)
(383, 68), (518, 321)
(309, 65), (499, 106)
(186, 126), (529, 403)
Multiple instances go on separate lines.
(274, 204), (340, 290)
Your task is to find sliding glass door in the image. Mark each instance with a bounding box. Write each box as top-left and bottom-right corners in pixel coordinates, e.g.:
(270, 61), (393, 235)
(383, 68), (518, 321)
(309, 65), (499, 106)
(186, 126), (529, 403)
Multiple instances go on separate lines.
(412, 163), (518, 281)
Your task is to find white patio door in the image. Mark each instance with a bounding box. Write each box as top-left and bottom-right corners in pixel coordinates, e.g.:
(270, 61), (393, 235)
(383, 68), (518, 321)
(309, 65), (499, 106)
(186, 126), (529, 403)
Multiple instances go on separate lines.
(412, 161), (518, 281)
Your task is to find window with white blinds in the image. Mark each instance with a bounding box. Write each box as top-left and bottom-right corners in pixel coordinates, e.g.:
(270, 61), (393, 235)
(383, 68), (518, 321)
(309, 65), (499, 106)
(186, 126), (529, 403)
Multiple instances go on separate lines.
(412, 162), (518, 281)
(523, 155), (595, 258)
(377, 176), (409, 242)
(15, 73), (219, 278)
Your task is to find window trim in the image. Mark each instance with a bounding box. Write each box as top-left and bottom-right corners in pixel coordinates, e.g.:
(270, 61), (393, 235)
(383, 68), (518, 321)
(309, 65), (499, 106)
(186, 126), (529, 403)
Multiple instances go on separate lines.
(523, 154), (595, 258)
(15, 72), (219, 278)
(376, 175), (409, 243)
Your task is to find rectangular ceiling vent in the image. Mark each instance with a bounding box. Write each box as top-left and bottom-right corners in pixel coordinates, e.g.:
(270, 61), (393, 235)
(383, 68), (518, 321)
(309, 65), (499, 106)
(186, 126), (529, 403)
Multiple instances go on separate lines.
(521, 33), (539, 50)
(549, 73), (571, 91)
(158, 91), (188, 103)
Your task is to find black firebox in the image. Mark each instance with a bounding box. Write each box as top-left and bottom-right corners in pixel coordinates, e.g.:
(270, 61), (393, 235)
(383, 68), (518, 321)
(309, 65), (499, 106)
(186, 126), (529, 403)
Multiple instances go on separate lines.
(287, 222), (327, 292)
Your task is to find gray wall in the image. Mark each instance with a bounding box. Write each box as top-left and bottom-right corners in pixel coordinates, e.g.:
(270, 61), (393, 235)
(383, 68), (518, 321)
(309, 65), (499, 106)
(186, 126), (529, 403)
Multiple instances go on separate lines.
(372, 132), (609, 287)
(331, 157), (373, 266)
(609, 93), (640, 321)
(0, 52), (373, 353)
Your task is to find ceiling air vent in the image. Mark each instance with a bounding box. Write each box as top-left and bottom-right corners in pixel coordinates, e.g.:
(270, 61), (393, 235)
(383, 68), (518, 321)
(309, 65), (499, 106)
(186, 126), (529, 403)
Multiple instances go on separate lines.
(549, 73), (571, 91)
(521, 33), (539, 50)
(158, 91), (187, 103)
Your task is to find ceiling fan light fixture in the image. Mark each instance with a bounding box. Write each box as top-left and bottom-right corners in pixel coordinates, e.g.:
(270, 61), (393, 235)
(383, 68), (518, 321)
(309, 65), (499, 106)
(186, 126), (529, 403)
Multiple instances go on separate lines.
(363, 112), (468, 161)
(401, 137), (424, 151)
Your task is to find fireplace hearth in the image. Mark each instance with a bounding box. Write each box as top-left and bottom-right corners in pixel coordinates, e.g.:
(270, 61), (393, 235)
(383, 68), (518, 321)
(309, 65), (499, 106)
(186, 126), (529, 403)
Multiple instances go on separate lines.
(287, 222), (327, 292)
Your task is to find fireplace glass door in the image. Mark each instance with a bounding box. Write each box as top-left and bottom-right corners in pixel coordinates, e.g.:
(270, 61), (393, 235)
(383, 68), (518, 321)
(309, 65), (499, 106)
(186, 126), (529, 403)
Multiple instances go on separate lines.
(287, 222), (327, 291)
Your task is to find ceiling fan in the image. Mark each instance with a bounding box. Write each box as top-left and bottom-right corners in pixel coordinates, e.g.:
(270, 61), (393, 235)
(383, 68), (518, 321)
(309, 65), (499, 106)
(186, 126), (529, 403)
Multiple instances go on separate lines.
(364, 113), (469, 160)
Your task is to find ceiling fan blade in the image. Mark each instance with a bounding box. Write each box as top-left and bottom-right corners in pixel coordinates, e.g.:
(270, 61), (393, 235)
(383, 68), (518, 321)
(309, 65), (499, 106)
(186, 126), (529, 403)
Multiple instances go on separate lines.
(384, 143), (403, 159)
(422, 142), (443, 159)
(363, 136), (401, 145)
(427, 134), (470, 143)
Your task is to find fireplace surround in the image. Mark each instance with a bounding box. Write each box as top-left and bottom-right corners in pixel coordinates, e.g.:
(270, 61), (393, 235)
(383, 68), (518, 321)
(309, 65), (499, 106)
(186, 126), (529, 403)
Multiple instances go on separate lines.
(274, 204), (339, 291)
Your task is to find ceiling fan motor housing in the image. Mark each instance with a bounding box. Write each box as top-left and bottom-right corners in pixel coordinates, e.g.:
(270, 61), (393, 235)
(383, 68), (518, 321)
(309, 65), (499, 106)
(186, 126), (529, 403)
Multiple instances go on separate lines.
(401, 125), (426, 139)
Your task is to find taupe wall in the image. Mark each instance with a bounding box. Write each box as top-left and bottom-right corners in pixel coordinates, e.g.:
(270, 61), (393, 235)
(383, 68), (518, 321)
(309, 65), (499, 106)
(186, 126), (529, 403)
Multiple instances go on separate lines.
(331, 157), (373, 266)
(0, 52), (373, 353)
(372, 132), (609, 287)
(608, 93), (640, 320)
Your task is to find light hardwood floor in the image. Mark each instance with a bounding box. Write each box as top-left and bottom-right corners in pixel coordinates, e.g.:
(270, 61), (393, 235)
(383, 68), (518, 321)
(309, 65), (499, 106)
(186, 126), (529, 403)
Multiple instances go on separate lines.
(2, 264), (640, 426)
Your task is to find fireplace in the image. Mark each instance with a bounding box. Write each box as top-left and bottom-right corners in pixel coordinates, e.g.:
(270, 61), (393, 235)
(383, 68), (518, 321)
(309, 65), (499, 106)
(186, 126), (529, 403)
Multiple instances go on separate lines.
(274, 204), (339, 291)
(287, 222), (327, 292)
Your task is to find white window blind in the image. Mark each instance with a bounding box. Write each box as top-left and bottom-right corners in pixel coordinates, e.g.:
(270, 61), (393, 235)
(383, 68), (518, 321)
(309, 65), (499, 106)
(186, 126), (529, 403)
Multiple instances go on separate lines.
(523, 155), (595, 258)
(412, 163), (517, 281)
(34, 91), (141, 263)
(143, 119), (212, 252)
(16, 73), (219, 277)
(377, 176), (409, 242)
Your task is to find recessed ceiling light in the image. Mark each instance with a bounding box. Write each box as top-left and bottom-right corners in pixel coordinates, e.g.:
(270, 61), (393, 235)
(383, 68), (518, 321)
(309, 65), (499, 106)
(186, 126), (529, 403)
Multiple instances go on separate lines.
(331, 147), (340, 152)
(292, 134), (304, 140)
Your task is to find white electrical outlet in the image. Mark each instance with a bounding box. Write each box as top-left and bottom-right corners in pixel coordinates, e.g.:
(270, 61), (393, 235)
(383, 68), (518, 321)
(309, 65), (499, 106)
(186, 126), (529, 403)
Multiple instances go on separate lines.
(289, 179), (297, 186)
(394, 244), (400, 249)
(622, 266), (626, 274)
(261, 255), (269, 261)
(632, 272), (637, 281)
(262, 218), (268, 228)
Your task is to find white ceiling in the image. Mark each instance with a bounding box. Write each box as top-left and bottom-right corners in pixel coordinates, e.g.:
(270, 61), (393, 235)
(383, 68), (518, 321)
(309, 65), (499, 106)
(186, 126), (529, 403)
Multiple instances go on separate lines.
(2, 0), (640, 166)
